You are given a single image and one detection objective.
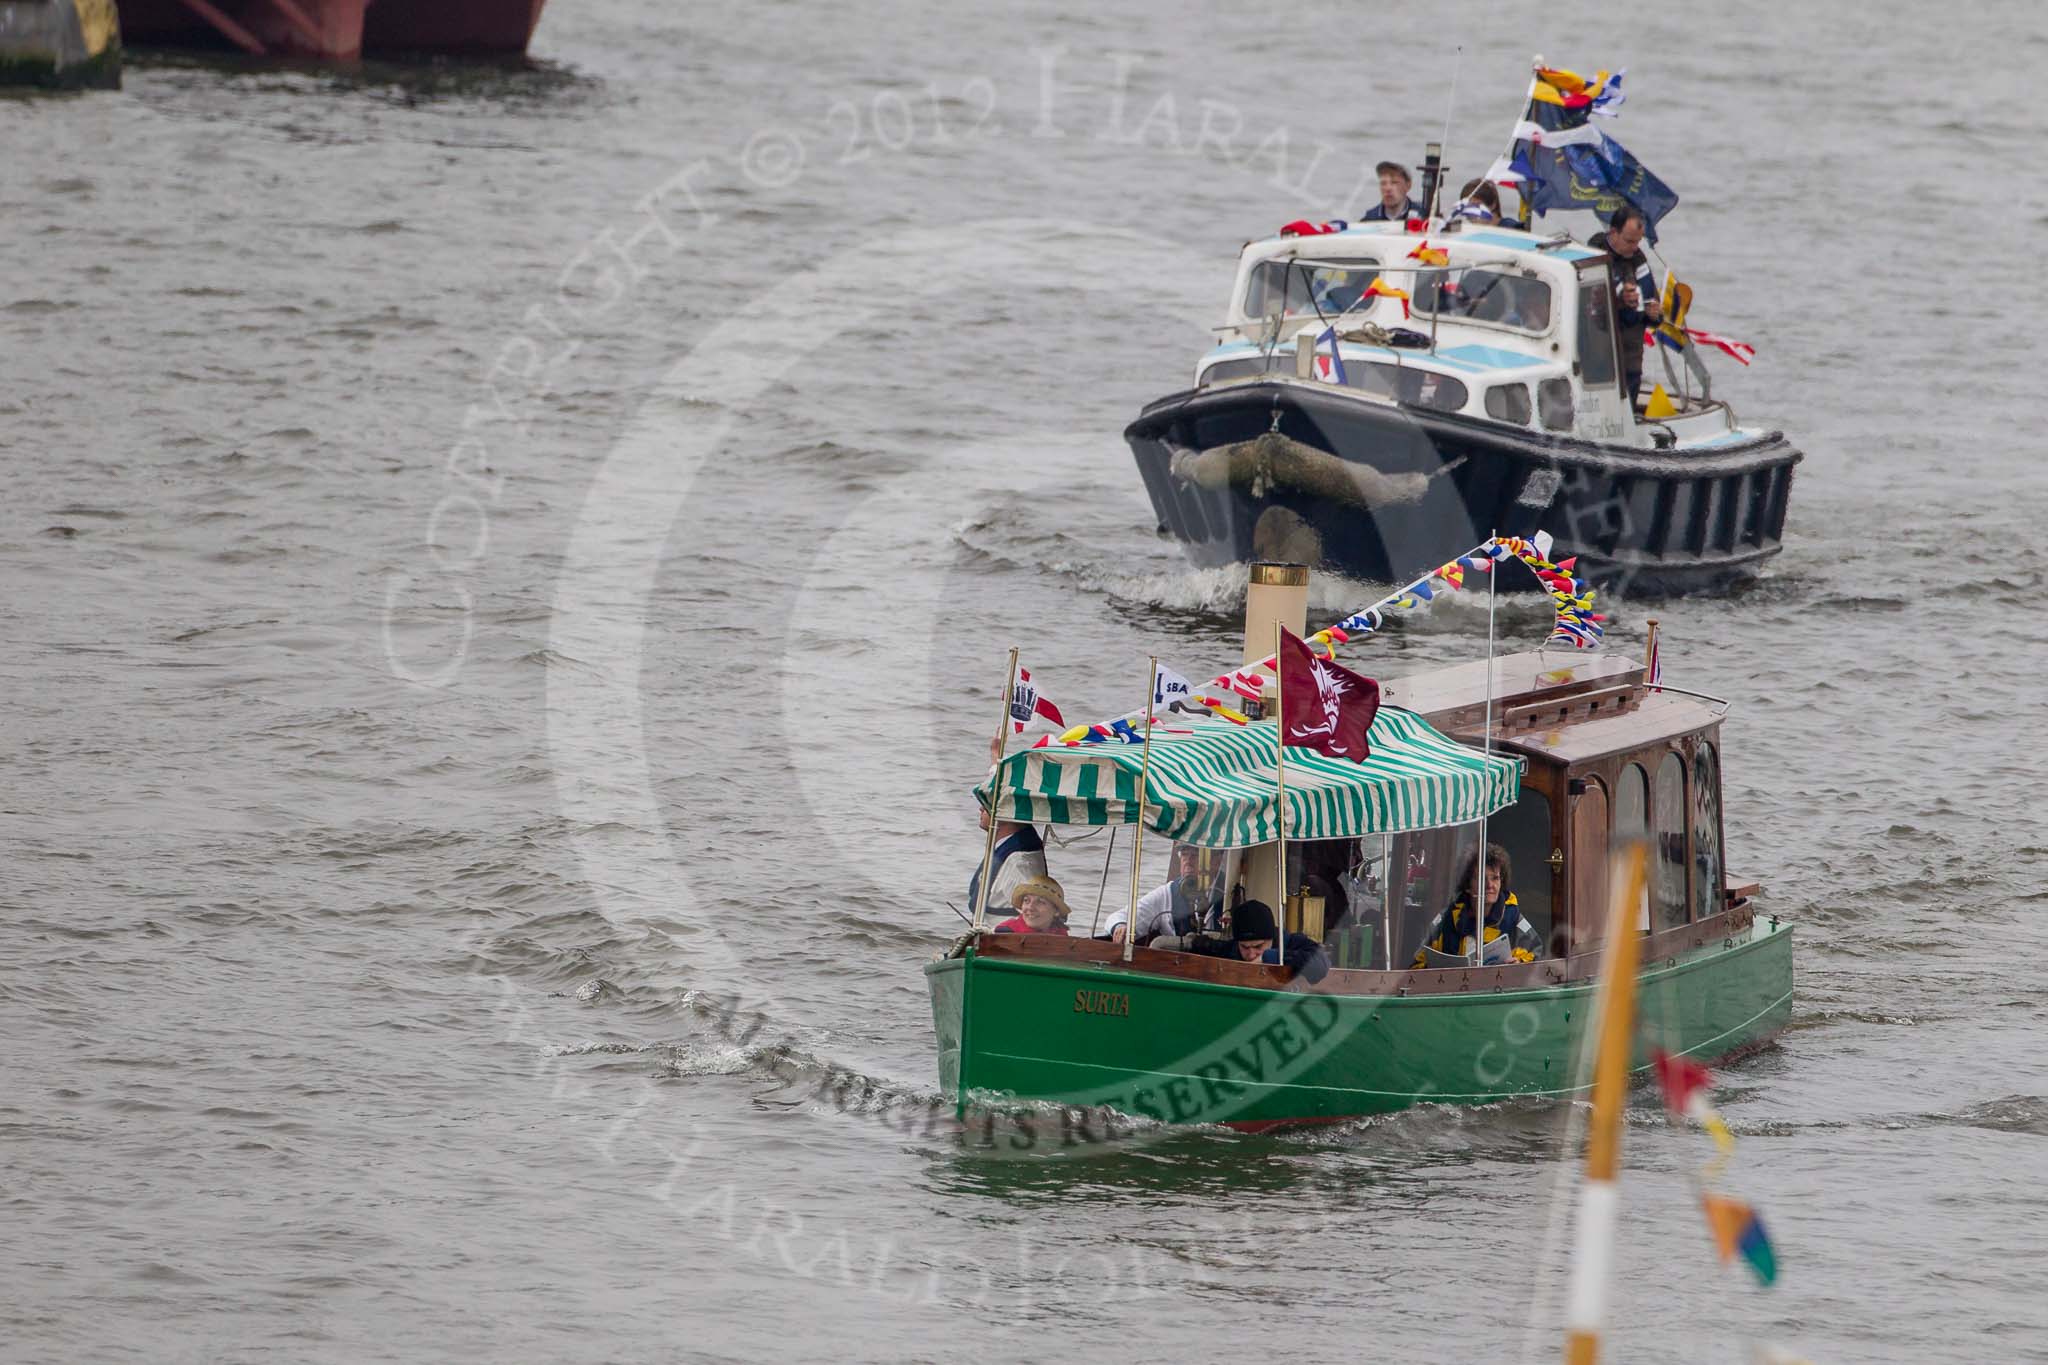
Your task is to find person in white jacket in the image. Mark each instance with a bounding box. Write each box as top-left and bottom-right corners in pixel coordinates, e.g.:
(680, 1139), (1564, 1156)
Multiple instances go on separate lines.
(1102, 844), (1222, 945)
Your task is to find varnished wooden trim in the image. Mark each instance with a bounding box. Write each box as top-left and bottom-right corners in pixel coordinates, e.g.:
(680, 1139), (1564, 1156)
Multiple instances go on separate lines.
(964, 903), (1764, 1000)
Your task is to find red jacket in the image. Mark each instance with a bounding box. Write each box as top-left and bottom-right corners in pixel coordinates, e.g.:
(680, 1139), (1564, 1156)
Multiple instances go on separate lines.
(993, 916), (1069, 935)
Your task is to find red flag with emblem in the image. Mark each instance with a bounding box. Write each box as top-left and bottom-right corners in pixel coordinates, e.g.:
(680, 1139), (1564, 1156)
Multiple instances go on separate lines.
(1276, 627), (1380, 762)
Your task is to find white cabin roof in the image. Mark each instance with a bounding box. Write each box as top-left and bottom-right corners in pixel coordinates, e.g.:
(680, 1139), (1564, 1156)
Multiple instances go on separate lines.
(1199, 220), (1753, 449)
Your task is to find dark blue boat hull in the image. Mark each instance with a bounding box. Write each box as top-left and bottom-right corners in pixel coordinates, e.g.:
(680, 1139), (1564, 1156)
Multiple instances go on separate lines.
(1126, 380), (1800, 597)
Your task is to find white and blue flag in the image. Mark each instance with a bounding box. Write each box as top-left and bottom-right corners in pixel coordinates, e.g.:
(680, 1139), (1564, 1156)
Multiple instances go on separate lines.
(1312, 326), (1347, 385)
(1152, 663), (1196, 711)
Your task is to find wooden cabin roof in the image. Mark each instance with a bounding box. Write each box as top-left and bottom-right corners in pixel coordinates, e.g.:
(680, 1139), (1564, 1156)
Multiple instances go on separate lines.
(1384, 651), (1642, 729)
(1386, 650), (1721, 767)
(1466, 690), (1724, 765)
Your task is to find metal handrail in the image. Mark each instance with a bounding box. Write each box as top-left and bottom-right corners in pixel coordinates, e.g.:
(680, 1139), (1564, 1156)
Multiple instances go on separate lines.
(1643, 682), (1732, 714)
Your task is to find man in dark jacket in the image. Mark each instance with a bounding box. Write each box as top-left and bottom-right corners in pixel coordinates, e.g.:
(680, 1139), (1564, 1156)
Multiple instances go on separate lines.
(1183, 899), (1329, 984)
(1360, 161), (1424, 223)
(1588, 205), (1662, 406)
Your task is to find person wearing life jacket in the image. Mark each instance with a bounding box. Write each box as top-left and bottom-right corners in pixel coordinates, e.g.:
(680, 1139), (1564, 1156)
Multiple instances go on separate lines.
(993, 876), (1071, 936)
(1413, 843), (1541, 966)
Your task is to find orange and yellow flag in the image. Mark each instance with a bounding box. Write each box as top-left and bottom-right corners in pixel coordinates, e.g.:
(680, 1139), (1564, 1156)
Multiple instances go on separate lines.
(1364, 280), (1411, 319)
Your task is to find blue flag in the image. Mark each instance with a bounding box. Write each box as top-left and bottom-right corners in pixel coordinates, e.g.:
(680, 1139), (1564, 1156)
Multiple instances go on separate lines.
(1508, 65), (1677, 241)
(1512, 137), (1679, 241)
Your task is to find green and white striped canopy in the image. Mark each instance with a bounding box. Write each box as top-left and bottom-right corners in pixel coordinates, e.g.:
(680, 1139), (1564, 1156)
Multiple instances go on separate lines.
(977, 707), (1522, 848)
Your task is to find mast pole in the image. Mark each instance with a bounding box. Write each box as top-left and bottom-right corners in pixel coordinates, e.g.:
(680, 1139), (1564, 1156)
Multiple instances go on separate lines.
(1473, 535), (1500, 964)
(1273, 622), (1289, 943)
(1425, 44), (1465, 224)
(1122, 658), (1161, 963)
(1381, 838), (1394, 970)
(1517, 60), (1543, 228)
(1563, 843), (1650, 1365)
(970, 647), (1020, 933)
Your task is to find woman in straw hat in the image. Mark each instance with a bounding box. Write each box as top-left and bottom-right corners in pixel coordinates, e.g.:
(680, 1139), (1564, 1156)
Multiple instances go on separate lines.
(993, 876), (1071, 936)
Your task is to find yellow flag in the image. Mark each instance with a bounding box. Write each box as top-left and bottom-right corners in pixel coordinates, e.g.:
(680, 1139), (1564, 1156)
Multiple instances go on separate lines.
(1661, 274), (1693, 332)
(1644, 384), (1678, 419)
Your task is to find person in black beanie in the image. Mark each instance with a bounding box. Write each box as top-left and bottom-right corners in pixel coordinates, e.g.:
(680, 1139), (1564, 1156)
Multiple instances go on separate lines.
(1182, 899), (1329, 985)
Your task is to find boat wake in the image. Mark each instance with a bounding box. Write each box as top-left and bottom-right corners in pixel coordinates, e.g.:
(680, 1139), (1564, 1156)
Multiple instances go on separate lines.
(1935, 1094), (2048, 1136)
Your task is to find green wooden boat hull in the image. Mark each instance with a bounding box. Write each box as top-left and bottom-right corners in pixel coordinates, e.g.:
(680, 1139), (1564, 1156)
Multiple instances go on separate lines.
(925, 920), (1792, 1128)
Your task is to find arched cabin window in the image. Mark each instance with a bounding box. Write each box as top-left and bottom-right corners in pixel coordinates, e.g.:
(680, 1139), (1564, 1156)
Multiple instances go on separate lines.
(1614, 763), (1649, 933)
(1692, 742), (1724, 923)
(1569, 776), (1609, 955)
(1652, 753), (1688, 931)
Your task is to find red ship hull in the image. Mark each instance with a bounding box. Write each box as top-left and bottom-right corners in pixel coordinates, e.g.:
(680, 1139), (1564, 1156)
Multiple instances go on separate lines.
(117, 0), (545, 60)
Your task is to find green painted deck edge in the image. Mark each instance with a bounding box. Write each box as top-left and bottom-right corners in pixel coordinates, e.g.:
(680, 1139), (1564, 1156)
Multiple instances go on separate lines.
(924, 921), (1792, 1125)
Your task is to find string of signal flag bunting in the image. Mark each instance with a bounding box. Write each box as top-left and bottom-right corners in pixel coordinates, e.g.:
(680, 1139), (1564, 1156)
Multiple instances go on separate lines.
(1009, 535), (1606, 750)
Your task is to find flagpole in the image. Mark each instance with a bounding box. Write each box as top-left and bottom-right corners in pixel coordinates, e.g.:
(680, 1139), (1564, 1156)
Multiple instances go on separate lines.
(1563, 843), (1650, 1365)
(1473, 535), (1500, 964)
(1089, 827), (1118, 937)
(1122, 657), (1160, 964)
(1493, 67), (1543, 227)
(1272, 622), (1289, 941)
(970, 647), (1019, 934)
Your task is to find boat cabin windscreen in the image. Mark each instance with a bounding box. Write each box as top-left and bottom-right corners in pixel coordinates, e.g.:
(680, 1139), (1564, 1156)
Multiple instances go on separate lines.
(1202, 354), (1468, 411)
(1343, 788), (1558, 969)
(1203, 353), (1293, 384)
(1411, 267), (1553, 333)
(1573, 259), (1622, 388)
(1244, 259), (1382, 318)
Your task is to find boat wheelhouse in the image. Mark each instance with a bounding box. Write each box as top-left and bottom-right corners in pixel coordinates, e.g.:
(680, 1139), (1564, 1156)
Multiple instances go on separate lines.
(926, 555), (1791, 1129)
(1126, 219), (1801, 596)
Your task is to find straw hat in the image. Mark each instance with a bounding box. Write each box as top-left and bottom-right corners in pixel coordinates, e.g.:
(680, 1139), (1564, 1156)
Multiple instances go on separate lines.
(1010, 876), (1071, 921)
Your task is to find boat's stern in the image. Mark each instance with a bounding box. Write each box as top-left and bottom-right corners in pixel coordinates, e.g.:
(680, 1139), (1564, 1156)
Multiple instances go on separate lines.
(923, 952), (967, 1106)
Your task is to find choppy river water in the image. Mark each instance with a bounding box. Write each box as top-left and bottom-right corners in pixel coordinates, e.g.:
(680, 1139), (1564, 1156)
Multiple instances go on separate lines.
(6, 3), (2048, 1361)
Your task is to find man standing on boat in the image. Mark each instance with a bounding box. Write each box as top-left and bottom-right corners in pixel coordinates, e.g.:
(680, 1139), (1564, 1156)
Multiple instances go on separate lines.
(969, 808), (1047, 920)
(1360, 161), (1424, 223)
(1589, 205), (1662, 406)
